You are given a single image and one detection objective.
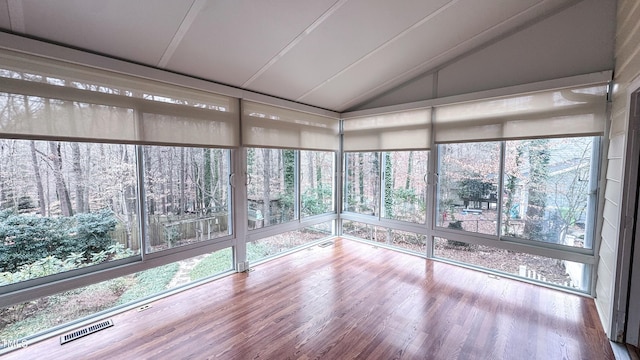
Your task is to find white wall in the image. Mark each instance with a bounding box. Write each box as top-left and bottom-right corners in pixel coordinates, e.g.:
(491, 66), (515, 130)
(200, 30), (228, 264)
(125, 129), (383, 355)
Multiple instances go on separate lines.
(352, 0), (615, 111)
(596, 0), (640, 340)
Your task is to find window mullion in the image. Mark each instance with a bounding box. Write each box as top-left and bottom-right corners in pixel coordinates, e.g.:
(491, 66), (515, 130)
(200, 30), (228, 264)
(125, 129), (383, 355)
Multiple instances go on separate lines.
(497, 141), (506, 239)
(135, 145), (148, 260)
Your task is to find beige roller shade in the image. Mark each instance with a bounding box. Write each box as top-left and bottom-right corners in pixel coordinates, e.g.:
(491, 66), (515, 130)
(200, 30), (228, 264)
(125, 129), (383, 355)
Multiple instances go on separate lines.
(434, 84), (608, 143)
(242, 100), (339, 150)
(0, 49), (239, 147)
(342, 108), (431, 152)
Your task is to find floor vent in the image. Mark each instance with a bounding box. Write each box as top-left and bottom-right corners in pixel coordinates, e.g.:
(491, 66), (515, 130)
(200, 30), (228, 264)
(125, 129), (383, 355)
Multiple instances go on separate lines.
(318, 241), (334, 248)
(60, 319), (114, 345)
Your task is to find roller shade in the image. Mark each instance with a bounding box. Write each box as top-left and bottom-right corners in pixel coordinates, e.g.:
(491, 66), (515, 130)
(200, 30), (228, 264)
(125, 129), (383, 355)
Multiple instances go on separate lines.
(0, 49), (240, 147)
(0, 92), (137, 142)
(242, 100), (339, 150)
(342, 108), (431, 152)
(434, 84), (608, 143)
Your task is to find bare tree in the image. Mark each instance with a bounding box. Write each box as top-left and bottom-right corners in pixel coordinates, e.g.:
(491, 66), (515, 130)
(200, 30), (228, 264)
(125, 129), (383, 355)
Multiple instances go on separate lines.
(30, 141), (46, 216)
(48, 141), (73, 216)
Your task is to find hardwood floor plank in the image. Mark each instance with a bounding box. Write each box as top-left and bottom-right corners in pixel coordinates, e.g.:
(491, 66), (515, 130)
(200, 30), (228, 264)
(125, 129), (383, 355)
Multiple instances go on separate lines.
(2, 238), (614, 360)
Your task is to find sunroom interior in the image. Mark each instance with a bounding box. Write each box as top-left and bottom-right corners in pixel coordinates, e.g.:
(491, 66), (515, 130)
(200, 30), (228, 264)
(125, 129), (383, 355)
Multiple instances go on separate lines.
(0, 0), (639, 357)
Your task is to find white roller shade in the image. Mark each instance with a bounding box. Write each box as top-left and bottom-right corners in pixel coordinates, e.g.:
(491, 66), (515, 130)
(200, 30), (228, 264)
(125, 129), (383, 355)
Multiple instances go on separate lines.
(434, 84), (608, 143)
(242, 101), (339, 150)
(342, 108), (431, 152)
(140, 103), (239, 147)
(0, 49), (240, 147)
(0, 92), (137, 142)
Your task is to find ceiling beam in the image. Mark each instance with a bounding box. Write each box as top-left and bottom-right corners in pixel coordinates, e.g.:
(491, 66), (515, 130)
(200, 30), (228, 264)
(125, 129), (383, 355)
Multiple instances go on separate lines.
(7, 0), (25, 33)
(157, 0), (208, 68)
(241, 0), (350, 88)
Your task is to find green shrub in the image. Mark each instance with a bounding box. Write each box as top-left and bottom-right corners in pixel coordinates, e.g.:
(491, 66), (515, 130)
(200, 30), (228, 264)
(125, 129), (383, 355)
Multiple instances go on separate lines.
(0, 210), (118, 272)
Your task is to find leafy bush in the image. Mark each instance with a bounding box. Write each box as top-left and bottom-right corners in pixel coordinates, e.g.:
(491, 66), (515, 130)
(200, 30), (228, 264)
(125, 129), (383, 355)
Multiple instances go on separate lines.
(0, 210), (118, 272)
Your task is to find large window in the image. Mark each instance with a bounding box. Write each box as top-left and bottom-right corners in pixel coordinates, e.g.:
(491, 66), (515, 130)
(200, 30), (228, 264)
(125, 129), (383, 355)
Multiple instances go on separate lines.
(436, 136), (599, 249)
(383, 151), (429, 223)
(437, 142), (500, 235)
(247, 148), (297, 229)
(300, 151), (334, 217)
(247, 148), (335, 229)
(433, 237), (589, 291)
(247, 221), (333, 263)
(1, 247), (232, 342)
(143, 146), (231, 253)
(344, 151), (429, 224)
(344, 152), (380, 216)
(502, 137), (597, 249)
(0, 139), (138, 286)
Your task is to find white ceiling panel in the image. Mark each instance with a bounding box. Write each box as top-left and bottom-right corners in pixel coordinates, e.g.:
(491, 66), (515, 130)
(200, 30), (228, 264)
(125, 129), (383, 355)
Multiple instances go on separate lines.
(245, 0), (452, 100)
(301, 0), (571, 110)
(18, 0), (193, 66)
(165, 0), (339, 87)
(0, 0), (613, 112)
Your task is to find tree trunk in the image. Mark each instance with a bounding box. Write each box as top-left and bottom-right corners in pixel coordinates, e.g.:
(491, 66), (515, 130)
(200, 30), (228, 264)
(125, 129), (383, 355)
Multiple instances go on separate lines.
(180, 147), (186, 214)
(144, 147), (155, 215)
(262, 148), (271, 225)
(203, 148), (212, 214)
(30, 141), (47, 216)
(84, 144), (91, 212)
(157, 148), (166, 215)
(384, 152), (394, 218)
(307, 151), (315, 189)
(316, 152), (323, 205)
(358, 152), (364, 206)
(168, 148), (175, 214)
(48, 141), (73, 216)
(524, 139), (550, 240)
(405, 151), (413, 190)
(71, 142), (84, 213)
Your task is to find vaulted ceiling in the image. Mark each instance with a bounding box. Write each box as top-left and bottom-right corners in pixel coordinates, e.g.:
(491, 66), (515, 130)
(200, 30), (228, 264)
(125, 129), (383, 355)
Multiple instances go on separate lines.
(0, 0), (589, 112)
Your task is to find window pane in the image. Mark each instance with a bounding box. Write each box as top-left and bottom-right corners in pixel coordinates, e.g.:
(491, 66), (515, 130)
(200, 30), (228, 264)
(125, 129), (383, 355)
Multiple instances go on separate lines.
(247, 222), (332, 262)
(0, 140), (138, 286)
(502, 137), (596, 249)
(344, 152), (380, 216)
(434, 237), (589, 291)
(436, 142), (500, 235)
(381, 151), (428, 223)
(143, 146), (231, 253)
(247, 148), (296, 229)
(343, 220), (427, 254)
(0, 248), (232, 342)
(300, 151), (334, 217)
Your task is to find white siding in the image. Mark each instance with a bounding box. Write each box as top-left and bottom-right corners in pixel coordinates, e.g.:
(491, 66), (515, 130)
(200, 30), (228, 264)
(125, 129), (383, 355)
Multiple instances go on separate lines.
(595, 0), (640, 339)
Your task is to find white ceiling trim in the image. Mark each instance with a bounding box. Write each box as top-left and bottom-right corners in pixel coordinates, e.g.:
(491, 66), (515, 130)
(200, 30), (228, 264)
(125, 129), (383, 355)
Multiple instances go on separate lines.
(157, 0), (207, 68)
(294, 0), (461, 104)
(7, 0), (24, 33)
(336, 0), (574, 111)
(241, 0), (349, 88)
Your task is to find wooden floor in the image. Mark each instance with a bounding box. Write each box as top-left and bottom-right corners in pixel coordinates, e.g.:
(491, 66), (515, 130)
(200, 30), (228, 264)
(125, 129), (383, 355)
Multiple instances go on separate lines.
(4, 238), (613, 359)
